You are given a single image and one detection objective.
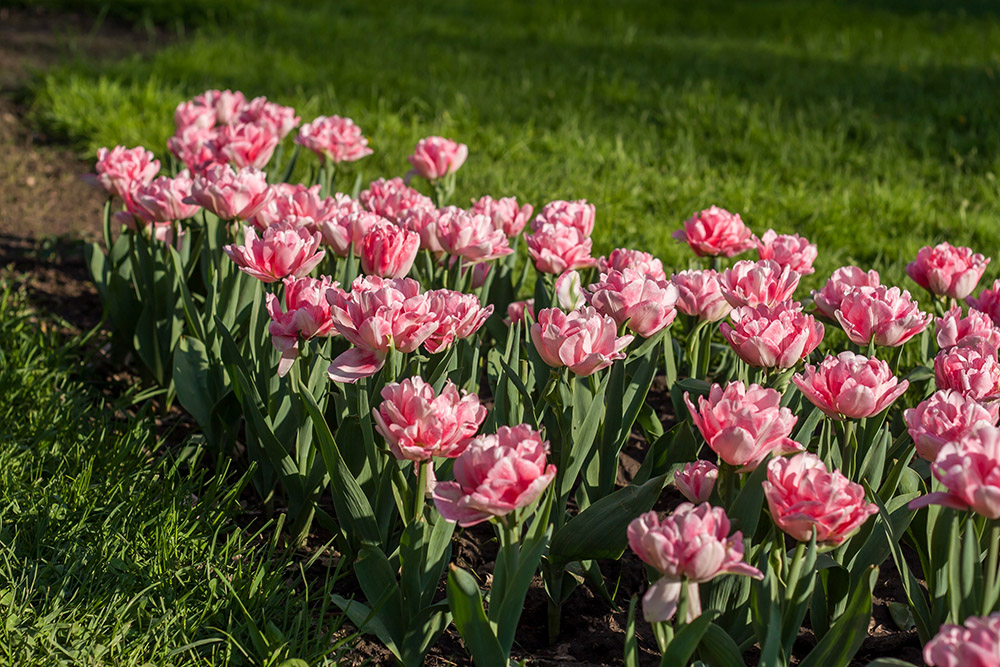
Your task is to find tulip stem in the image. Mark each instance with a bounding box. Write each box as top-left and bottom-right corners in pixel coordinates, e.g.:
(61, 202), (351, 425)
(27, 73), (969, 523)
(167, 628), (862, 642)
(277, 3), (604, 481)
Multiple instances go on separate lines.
(413, 460), (428, 523)
(983, 522), (1000, 615)
(840, 420), (855, 479)
(675, 578), (690, 629)
(784, 540), (808, 604)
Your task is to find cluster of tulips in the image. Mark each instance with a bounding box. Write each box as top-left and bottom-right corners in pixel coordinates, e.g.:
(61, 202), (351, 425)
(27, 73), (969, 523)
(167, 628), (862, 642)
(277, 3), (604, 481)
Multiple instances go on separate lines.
(83, 87), (1000, 667)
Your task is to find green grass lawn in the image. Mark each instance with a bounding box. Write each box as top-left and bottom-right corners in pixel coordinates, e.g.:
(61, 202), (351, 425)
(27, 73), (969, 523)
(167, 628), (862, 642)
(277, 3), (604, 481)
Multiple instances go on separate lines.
(0, 275), (349, 666)
(27, 0), (1000, 292)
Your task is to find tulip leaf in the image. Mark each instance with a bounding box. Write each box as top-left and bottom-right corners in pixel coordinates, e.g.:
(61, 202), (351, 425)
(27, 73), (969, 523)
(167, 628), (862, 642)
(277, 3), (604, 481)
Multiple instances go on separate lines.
(634, 420), (700, 485)
(624, 595), (639, 667)
(697, 622), (745, 667)
(329, 594), (399, 659)
(727, 458), (771, 537)
(354, 546), (405, 646)
(659, 610), (719, 666)
(797, 565), (878, 667)
(446, 565), (507, 667)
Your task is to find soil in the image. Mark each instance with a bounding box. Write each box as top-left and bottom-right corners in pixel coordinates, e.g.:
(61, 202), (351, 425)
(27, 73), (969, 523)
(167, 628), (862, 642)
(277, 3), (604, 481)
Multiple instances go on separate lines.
(3, 7), (927, 666)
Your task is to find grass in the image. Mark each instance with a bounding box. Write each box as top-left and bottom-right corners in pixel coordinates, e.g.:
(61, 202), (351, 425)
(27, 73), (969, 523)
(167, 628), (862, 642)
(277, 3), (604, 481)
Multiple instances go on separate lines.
(0, 275), (349, 666)
(25, 0), (1000, 293)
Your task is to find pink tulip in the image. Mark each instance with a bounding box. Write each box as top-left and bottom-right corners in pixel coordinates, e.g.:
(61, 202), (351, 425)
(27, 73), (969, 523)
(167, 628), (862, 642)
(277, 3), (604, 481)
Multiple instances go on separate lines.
(374, 377), (486, 462)
(937, 306), (1000, 350)
(505, 299), (535, 325)
(672, 206), (754, 258)
(792, 351), (909, 420)
(192, 89), (246, 124)
(763, 453), (877, 545)
(968, 280), (1000, 327)
(470, 195), (533, 237)
(530, 199), (596, 236)
(432, 424), (557, 527)
(423, 289), (493, 353)
(394, 207), (443, 253)
(755, 230), (817, 275)
(530, 306), (633, 376)
(905, 389), (999, 462)
(835, 285), (931, 347)
(525, 222), (597, 274)
(907, 242), (990, 300)
(318, 209), (382, 258)
(587, 269), (680, 338)
(911, 424), (1000, 519)
(359, 177), (435, 223)
(224, 222), (325, 283)
(236, 96), (300, 138)
(721, 302), (824, 369)
(555, 271), (586, 311)
(174, 99), (216, 130)
(186, 164), (273, 221)
(934, 340), (1000, 402)
(628, 504), (763, 622)
(408, 136), (468, 181)
(674, 461), (718, 503)
(685, 382), (802, 471)
(249, 183), (338, 231)
(598, 248), (667, 282)
(924, 613), (1000, 667)
(86, 146), (160, 201)
(265, 275), (337, 376)
(671, 269), (732, 322)
(167, 125), (220, 173)
(359, 222), (420, 279)
(126, 170), (200, 224)
(211, 121), (280, 170)
(326, 276), (437, 382)
(295, 115), (374, 163)
(718, 259), (800, 309)
(811, 266), (882, 320)
(437, 207), (514, 264)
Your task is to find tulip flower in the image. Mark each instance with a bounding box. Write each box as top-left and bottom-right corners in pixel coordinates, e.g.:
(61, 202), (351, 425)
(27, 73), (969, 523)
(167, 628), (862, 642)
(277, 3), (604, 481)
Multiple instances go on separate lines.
(265, 276), (337, 376)
(755, 230), (817, 275)
(295, 115), (374, 163)
(359, 222), (420, 279)
(530, 199), (596, 236)
(671, 269), (732, 322)
(911, 424), (1000, 519)
(168, 124), (220, 173)
(470, 195), (533, 237)
(684, 382), (802, 471)
(598, 248), (667, 282)
(432, 424), (556, 527)
(718, 259), (801, 309)
(174, 99), (216, 130)
(835, 285), (931, 347)
(373, 377), (486, 462)
(125, 170), (201, 224)
(408, 136), (468, 181)
(587, 269), (680, 338)
(811, 266), (881, 320)
(924, 613), (1000, 667)
(318, 209), (382, 258)
(191, 88), (246, 124)
(936, 306), (1000, 350)
(223, 222), (325, 283)
(627, 504), (763, 622)
(792, 352), (909, 420)
(85, 145), (160, 201)
(237, 96), (300, 138)
(211, 121), (279, 170)
(764, 453), (877, 545)
(904, 389), (999, 462)
(721, 302), (824, 369)
(396, 206), (445, 253)
(359, 177), (435, 222)
(672, 206), (754, 258)
(554, 270), (586, 311)
(907, 242), (990, 300)
(249, 183), (341, 231)
(423, 289), (493, 354)
(505, 299), (535, 325)
(968, 279), (1000, 327)
(436, 207), (514, 264)
(530, 306), (633, 376)
(186, 164), (273, 221)
(673, 461), (718, 504)
(934, 340), (1000, 402)
(524, 222), (597, 274)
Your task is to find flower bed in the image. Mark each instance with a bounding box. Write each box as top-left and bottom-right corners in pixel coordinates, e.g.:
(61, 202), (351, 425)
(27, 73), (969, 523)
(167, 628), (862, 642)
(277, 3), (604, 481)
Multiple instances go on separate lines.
(85, 88), (1000, 666)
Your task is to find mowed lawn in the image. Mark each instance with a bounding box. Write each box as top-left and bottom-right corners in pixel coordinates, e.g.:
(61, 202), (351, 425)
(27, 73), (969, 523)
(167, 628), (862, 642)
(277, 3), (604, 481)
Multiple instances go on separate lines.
(29, 0), (1000, 290)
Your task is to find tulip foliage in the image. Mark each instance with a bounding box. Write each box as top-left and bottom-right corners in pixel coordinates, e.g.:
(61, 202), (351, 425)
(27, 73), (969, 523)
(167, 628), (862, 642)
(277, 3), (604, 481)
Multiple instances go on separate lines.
(84, 88), (1000, 667)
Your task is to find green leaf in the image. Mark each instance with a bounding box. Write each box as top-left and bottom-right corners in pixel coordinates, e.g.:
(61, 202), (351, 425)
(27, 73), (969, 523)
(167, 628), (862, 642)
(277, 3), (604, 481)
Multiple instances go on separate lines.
(798, 566), (878, 667)
(329, 595), (399, 659)
(624, 595), (639, 667)
(354, 546), (405, 646)
(727, 458), (770, 536)
(660, 610), (719, 665)
(697, 622), (745, 667)
(634, 420), (700, 485)
(446, 566), (507, 667)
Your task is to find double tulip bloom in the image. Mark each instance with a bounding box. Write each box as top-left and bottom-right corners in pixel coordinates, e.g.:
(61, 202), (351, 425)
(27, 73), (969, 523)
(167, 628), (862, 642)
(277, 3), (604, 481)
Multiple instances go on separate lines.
(531, 199), (596, 236)
(530, 306), (633, 376)
(934, 340), (1000, 403)
(122, 170), (200, 226)
(673, 206), (754, 258)
(432, 424), (556, 527)
(587, 269), (679, 338)
(295, 115), (373, 164)
(319, 209), (381, 257)
(763, 453), (877, 546)
(671, 270), (732, 322)
(408, 136), (468, 181)
(936, 306), (1000, 350)
(470, 195), (533, 238)
(904, 389), (999, 462)
(792, 352), (908, 420)
(911, 424), (1000, 519)
(907, 242), (990, 300)
(721, 302), (824, 369)
(628, 504), (763, 622)
(674, 461), (718, 504)
(359, 222), (420, 279)
(359, 177), (435, 223)
(755, 230), (817, 275)
(422, 290), (493, 354)
(968, 279), (1000, 327)
(250, 183), (340, 231)
(718, 259), (800, 309)
(186, 164), (273, 221)
(211, 121), (280, 170)
(835, 285), (931, 348)
(224, 222), (325, 283)
(598, 248), (667, 282)
(86, 145), (161, 201)
(924, 613), (1000, 667)
(436, 207), (514, 264)
(374, 377), (486, 462)
(525, 223), (597, 274)
(811, 266), (881, 320)
(685, 382), (802, 471)
(265, 276), (337, 376)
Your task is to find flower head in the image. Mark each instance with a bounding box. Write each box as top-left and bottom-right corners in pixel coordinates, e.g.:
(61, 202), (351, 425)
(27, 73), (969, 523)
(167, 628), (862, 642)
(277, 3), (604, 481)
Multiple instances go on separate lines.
(530, 199), (596, 236)
(835, 285), (931, 347)
(86, 145), (160, 200)
(295, 115), (373, 163)
(223, 222), (325, 283)
(674, 461), (718, 504)
(359, 221), (420, 278)
(937, 306), (1000, 351)
(126, 170), (200, 224)
(934, 340), (1000, 402)
(437, 207), (514, 264)
(924, 613), (1000, 667)
(408, 136), (468, 181)
(721, 302), (824, 369)
(907, 242), (990, 300)
(905, 389), (999, 462)
(672, 206), (754, 258)
(671, 269), (732, 322)
(968, 280), (1000, 327)
(525, 223), (597, 274)
(266, 275), (337, 376)
(186, 164), (273, 221)
(359, 177), (435, 222)
(587, 269), (679, 337)
(755, 230), (817, 275)
(530, 306), (633, 376)
(812, 266), (881, 320)
(911, 425), (1000, 519)
(470, 195), (533, 237)
(598, 248), (667, 281)
(792, 352), (908, 420)
(719, 259), (801, 309)
(423, 289), (493, 353)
